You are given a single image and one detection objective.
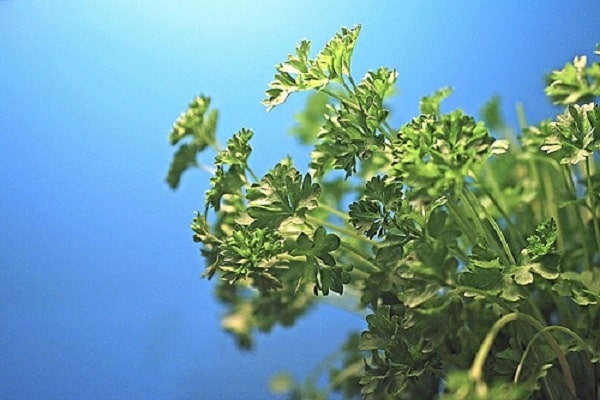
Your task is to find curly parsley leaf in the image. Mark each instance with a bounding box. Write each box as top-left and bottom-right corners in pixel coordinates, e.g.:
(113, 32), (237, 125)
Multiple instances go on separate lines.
(246, 163), (321, 228)
(391, 109), (495, 199)
(310, 68), (396, 178)
(349, 175), (403, 238)
(205, 128), (253, 211)
(218, 225), (286, 286)
(524, 218), (558, 260)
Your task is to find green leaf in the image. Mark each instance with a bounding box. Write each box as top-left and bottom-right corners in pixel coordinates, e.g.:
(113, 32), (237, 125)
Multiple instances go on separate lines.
(166, 95), (218, 189)
(545, 53), (600, 105)
(529, 254), (560, 280)
(319, 265), (351, 295)
(166, 143), (200, 190)
(554, 270), (600, 305)
(214, 127), (253, 167)
(524, 218), (557, 260)
(263, 25), (361, 110)
(168, 95), (218, 146)
(480, 95), (505, 131)
(458, 267), (504, 294)
(419, 86), (452, 116)
(349, 175), (404, 238)
(349, 200), (383, 239)
(205, 129), (253, 210)
(218, 225), (285, 284)
(390, 109), (495, 200)
(290, 226), (340, 266)
(246, 163), (321, 228)
(297, 252), (347, 296)
(310, 68), (396, 179)
(514, 265), (534, 285)
(541, 103), (600, 164)
(359, 305), (400, 351)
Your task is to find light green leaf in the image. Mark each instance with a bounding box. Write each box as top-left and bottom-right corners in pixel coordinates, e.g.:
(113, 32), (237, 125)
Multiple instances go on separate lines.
(419, 87), (453, 116)
(166, 95), (218, 189)
(263, 25), (361, 110)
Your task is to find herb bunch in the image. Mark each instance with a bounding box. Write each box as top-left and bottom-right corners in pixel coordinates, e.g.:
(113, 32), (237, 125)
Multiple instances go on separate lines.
(167, 26), (600, 399)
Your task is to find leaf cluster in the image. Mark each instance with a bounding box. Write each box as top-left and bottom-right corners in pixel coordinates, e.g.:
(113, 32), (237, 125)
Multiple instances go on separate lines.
(167, 28), (600, 399)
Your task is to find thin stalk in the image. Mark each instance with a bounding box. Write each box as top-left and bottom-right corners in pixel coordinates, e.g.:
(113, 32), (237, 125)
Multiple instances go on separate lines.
(514, 325), (592, 386)
(459, 189), (516, 265)
(321, 88), (361, 113)
(458, 189), (494, 243)
(319, 202), (352, 221)
(446, 197), (478, 245)
(468, 312), (576, 399)
(340, 241), (379, 273)
(516, 102), (528, 131)
(585, 157), (600, 255)
(463, 188), (516, 265)
(305, 214), (380, 273)
(306, 214), (375, 247)
(532, 157), (564, 247)
(246, 166), (260, 183)
(562, 164), (593, 269)
(347, 74), (359, 92)
(478, 165), (526, 249)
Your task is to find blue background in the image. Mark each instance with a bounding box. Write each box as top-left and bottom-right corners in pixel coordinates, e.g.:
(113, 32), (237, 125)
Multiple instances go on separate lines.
(2, 2), (599, 399)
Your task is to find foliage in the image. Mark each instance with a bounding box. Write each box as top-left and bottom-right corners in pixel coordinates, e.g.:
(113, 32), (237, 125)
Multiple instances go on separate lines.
(167, 26), (600, 399)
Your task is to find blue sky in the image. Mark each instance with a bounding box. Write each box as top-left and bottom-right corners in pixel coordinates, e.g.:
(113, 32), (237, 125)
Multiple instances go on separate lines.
(1, 2), (599, 399)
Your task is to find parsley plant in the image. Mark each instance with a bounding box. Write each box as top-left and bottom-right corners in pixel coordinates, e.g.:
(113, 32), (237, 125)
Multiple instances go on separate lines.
(167, 26), (600, 399)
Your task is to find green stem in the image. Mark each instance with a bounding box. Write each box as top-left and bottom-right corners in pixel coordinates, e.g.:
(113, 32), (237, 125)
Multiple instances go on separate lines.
(514, 325), (592, 386)
(469, 312), (576, 398)
(306, 214), (375, 247)
(340, 242), (379, 273)
(532, 157), (564, 247)
(347, 74), (359, 92)
(305, 214), (379, 273)
(446, 197), (478, 245)
(465, 188), (516, 265)
(562, 164), (593, 270)
(585, 157), (600, 257)
(459, 189), (516, 265)
(516, 102), (528, 131)
(478, 165), (526, 250)
(319, 202), (352, 221)
(246, 166), (260, 183)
